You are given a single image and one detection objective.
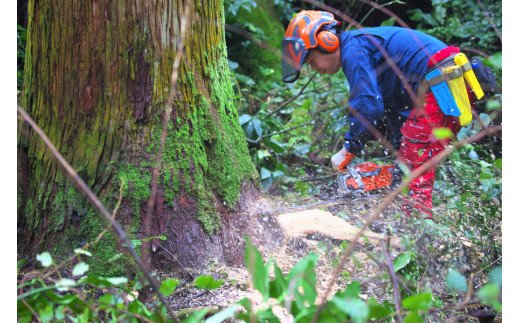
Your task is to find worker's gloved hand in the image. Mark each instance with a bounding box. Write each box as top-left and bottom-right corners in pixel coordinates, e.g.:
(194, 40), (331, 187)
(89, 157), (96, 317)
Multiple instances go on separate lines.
(331, 147), (356, 172)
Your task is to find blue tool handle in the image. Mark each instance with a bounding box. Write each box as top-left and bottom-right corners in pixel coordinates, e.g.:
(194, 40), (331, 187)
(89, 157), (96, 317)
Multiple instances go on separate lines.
(425, 69), (461, 117)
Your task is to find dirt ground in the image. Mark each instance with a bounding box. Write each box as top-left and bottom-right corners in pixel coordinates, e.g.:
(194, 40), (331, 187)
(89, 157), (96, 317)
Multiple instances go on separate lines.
(165, 173), (501, 322)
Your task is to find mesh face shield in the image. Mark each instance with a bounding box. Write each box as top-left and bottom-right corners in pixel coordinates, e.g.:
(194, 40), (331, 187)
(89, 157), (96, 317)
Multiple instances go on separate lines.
(281, 38), (308, 83)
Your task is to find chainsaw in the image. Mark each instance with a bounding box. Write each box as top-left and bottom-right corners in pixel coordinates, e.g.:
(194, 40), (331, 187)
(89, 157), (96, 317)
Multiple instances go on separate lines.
(337, 162), (399, 194)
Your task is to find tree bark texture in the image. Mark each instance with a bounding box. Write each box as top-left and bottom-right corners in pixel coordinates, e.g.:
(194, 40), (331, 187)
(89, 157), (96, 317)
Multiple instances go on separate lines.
(18, 0), (275, 275)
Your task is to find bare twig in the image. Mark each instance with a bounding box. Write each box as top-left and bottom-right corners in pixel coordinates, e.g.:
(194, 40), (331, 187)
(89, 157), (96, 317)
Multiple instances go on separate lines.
(358, 0), (404, 26)
(154, 243), (195, 280)
(21, 299), (41, 323)
(460, 273), (475, 307)
(383, 236), (402, 323)
(263, 73), (317, 120)
(363, 250), (413, 295)
(263, 122), (314, 138)
(16, 105), (176, 319)
(142, 0), (192, 272)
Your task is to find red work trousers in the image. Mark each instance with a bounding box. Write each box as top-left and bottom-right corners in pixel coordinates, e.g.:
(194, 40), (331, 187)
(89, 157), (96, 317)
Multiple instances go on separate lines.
(398, 45), (464, 218)
(398, 91), (461, 217)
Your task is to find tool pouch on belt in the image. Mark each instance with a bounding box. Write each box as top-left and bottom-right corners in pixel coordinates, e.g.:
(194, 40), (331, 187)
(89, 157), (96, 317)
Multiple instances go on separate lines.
(425, 68), (460, 117)
(426, 52), (485, 126)
(444, 65), (473, 126)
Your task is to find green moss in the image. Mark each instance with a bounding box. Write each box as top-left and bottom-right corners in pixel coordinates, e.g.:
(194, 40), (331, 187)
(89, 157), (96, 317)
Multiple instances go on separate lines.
(49, 186), (83, 232)
(117, 163), (151, 216)
(80, 209), (129, 276)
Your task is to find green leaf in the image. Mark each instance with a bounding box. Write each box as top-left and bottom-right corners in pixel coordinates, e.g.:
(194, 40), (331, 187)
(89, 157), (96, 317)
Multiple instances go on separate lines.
(205, 304), (242, 323)
(131, 239), (142, 248)
(17, 259), (28, 271)
(72, 262), (89, 277)
(98, 294), (116, 306)
(55, 278), (76, 292)
(402, 292), (433, 311)
(252, 118), (263, 137)
(183, 309), (209, 323)
(269, 263), (287, 299)
(332, 297), (369, 323)
(244, 237), (269, 300)
(256, 150), (271, 160)
(337, 281), (361, 298)
(393, 252), (412, 272)
(446, 269), (468, 293)
(489, 267), (502, 286)
(367, 298), (393, 319)
(433, 127), (453, 140)
(484, 52), (502, 69)
(193, 275), (223, 290)
(477, 283), (501, 312)
(74, 248), (93, 257)
(39, 304), (54, 321)
(105, 277), (128, 285)
(404, 311), (424, 323)
(380, 17), (396, 26)
(494, 159), (502, 170)
(107, 253), (124, 263)
(160, 278), (179, 296)
(239, 114), (252, 126)
(486, 100), (501, 111)
(260, 167), (272, 179)
(36, 252), (53, 267)
(478, 113), (492, 128)
(264, 139), (286, 153)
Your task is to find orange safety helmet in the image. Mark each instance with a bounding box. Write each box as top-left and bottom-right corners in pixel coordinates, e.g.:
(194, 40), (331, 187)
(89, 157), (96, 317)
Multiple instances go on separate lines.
(282, 10), (340, 83)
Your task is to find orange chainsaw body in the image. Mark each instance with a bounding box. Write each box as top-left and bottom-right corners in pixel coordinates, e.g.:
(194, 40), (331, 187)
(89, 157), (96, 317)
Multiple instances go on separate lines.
(337, 162), (395, 193)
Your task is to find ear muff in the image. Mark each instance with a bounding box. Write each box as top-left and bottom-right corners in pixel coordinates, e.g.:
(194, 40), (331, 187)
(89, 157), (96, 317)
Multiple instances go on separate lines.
(316, 30), (339, 53)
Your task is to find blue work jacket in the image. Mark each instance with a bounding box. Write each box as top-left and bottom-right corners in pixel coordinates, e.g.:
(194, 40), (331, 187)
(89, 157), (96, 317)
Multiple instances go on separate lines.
(340, 26), (447, 154)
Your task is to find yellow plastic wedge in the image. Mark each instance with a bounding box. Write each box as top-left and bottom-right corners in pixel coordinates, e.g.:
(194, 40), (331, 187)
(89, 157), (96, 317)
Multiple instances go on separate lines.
(454, 53), (484, 100)
(444, 65), (473, 126)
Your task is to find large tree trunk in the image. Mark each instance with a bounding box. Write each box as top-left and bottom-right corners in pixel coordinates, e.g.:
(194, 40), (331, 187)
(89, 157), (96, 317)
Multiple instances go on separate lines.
(18, 0), (280, 275)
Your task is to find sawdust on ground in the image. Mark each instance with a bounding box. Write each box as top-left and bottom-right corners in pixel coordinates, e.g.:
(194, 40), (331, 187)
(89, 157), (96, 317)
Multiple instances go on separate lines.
(276, 209), (401, 248)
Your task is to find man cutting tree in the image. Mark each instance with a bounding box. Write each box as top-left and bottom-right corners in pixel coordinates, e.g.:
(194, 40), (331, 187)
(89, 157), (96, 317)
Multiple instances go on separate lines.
(281, 10), (485, 217)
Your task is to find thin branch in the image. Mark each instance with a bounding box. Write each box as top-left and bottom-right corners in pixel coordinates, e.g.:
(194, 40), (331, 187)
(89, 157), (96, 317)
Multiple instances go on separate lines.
(154, 243), (195, 280)
(358, 0), (404, 26)
(264, 122), (313, 138)
(21, 299), (42, 323)
(16, 105), (176, 320)
(263, 74), (317, 120)
(245, 122), (313, 144)
(383, 237), (402, 323)
(142, 0), (192, 273)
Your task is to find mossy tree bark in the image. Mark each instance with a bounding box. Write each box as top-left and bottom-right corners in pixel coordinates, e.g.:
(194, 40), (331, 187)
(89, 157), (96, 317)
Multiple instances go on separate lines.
(18, 0), (271, 275)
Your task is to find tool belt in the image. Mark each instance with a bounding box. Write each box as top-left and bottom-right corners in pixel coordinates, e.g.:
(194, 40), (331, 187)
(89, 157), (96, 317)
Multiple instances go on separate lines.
(424, 47), (485, 126)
